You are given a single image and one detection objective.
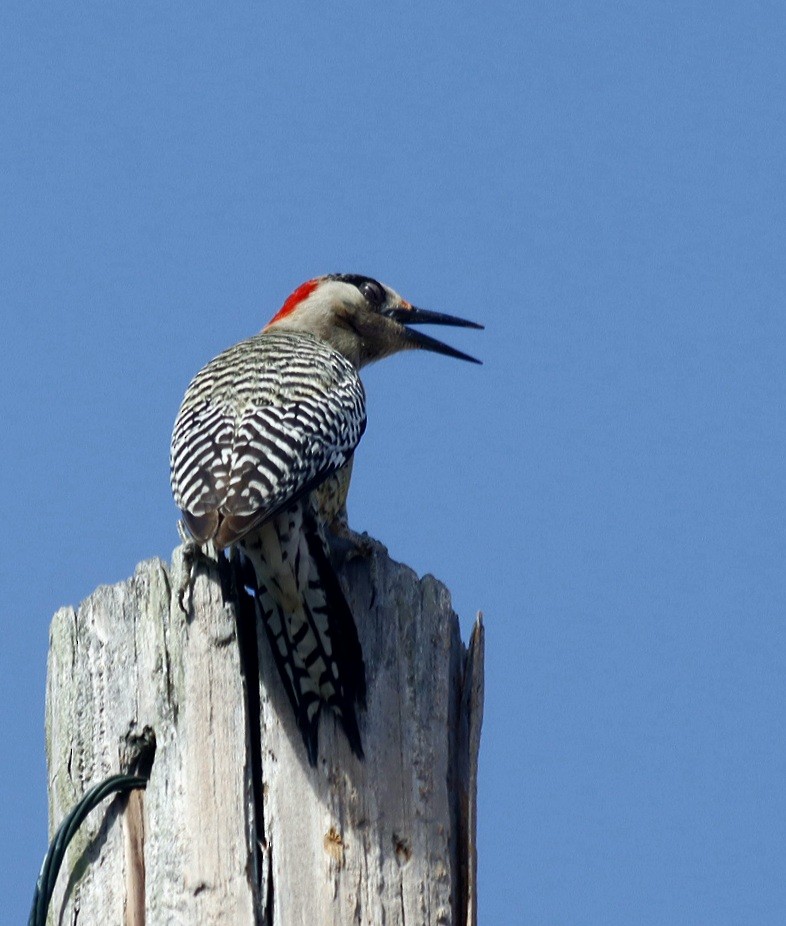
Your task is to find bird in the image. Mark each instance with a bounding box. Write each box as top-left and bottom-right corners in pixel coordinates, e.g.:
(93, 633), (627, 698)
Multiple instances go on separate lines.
(170, 273), (482, 765)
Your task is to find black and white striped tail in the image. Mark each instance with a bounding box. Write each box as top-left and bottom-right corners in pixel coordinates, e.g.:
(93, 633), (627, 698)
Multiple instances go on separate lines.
(236, 503), (366, 765)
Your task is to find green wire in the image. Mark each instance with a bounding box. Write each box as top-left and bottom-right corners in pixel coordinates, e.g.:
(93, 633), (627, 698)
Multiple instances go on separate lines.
(29, 773), (147, 926)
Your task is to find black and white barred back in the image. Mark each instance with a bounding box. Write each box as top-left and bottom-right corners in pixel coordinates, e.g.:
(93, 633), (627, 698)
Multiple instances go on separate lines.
(171, 331), (366, 545)
(170, 330), (367, 763)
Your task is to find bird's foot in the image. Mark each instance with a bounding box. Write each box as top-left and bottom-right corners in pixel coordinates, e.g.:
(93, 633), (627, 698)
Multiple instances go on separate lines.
(176, 523), (218, 615)
(327, 529), (376, 570)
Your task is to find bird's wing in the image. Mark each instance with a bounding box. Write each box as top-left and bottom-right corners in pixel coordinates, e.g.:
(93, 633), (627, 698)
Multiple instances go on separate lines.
(170, 332), (366, 546)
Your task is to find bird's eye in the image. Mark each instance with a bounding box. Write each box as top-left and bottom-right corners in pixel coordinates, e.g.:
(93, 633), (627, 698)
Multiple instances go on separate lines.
(358, 280), (385, 306)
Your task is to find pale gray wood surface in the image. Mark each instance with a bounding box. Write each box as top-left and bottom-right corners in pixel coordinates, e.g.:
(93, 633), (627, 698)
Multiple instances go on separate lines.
(46, 535), (483, 925)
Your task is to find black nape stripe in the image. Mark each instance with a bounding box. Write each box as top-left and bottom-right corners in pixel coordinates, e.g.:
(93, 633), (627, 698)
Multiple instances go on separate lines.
(327, 273), (381, 288)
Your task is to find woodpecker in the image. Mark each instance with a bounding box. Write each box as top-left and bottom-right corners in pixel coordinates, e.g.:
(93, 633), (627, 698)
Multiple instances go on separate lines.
(170, 273), (482, 764)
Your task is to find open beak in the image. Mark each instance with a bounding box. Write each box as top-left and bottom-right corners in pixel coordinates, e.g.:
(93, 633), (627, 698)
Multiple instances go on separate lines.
(383, 305), (484, 364)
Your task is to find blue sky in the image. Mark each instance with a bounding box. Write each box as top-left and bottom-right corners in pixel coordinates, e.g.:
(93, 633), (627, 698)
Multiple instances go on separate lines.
(2, 2), (784, 923)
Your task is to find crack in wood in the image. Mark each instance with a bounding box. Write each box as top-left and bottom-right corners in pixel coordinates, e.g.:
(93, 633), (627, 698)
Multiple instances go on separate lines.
(226, 552), (270, 924)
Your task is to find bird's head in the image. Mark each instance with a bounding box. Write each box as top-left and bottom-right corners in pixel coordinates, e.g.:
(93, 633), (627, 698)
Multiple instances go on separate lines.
(264, 273), (483, 369)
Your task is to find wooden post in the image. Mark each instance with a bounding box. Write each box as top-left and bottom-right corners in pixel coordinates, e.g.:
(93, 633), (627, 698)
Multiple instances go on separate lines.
(45, 534), (484, 925)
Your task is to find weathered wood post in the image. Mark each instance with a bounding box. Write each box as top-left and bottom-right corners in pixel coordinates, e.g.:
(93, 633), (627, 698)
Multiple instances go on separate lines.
(45, 533), (483, 925)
